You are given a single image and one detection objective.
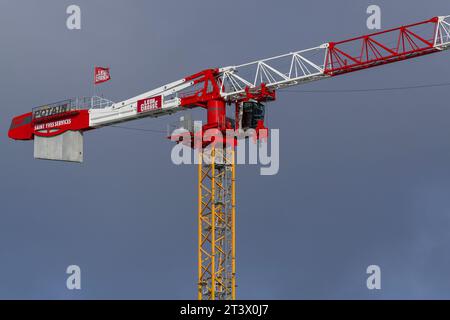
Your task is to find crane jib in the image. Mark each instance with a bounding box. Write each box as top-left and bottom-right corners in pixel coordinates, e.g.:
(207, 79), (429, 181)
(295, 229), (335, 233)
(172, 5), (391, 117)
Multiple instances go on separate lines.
(5, 12), (450, 301)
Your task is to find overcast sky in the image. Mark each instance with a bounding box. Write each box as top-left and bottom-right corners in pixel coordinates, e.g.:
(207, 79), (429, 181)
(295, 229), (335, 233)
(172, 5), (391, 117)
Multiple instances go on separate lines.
(1, 0), (450, 299)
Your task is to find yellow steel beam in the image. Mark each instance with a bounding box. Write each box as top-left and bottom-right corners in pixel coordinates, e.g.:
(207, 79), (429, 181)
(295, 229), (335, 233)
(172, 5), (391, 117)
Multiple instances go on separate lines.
(198, 146), (235, 300)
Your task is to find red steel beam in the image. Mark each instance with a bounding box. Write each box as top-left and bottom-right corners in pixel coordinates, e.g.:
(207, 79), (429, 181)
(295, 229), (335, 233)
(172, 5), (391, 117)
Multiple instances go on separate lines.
(325, 17), (440, 76)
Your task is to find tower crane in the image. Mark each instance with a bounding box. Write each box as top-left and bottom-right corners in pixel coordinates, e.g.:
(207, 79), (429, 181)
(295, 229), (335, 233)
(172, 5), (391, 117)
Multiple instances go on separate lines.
(8, 15), (450, 300)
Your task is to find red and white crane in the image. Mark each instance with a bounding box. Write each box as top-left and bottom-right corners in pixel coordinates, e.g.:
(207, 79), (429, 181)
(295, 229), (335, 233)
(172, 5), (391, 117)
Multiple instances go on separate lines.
(7, 15), (450, 300)
(9, 15), (450, 142)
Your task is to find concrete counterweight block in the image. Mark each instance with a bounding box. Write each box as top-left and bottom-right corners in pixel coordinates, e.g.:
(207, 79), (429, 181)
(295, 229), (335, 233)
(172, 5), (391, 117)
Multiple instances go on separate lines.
(34, 131), (83, 163)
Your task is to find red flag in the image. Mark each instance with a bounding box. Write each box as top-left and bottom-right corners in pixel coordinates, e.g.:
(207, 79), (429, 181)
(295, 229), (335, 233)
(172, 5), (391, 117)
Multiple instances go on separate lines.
(94, 66), (111, 85)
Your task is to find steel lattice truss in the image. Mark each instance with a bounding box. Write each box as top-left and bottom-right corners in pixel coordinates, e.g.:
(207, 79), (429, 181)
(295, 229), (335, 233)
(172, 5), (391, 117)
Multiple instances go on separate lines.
(79, 15), (450, 128)
(198, 148), (236, 300)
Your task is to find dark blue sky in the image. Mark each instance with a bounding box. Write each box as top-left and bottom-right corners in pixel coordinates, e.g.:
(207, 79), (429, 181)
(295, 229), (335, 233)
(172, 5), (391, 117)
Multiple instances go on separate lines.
(1, 0), (450, 299)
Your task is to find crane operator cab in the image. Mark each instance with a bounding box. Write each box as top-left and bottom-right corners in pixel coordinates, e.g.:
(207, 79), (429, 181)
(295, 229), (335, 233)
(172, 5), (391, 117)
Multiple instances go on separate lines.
(239, 100), (267, 140)
(242, 101), (265, 130)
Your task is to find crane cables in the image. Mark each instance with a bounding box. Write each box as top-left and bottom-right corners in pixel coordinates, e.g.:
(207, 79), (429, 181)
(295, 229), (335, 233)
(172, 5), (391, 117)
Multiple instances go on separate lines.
(283, 81), (450, 93)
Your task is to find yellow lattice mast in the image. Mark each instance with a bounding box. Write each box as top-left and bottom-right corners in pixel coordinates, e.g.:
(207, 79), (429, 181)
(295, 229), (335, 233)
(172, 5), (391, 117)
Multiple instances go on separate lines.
(198, 146), (236, 300)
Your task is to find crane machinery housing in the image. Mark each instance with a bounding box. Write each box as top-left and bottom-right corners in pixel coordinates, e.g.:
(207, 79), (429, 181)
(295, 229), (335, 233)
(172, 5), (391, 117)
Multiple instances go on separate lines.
(8, 15), (450, 300)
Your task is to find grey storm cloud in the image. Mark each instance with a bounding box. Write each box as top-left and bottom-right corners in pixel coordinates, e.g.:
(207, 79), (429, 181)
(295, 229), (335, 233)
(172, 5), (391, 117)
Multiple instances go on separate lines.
(1, 0), (450, 299)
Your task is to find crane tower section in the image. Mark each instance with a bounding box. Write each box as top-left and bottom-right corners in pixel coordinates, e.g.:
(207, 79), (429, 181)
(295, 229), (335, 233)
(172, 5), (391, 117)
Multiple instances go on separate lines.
(8, 16), (450, 143)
